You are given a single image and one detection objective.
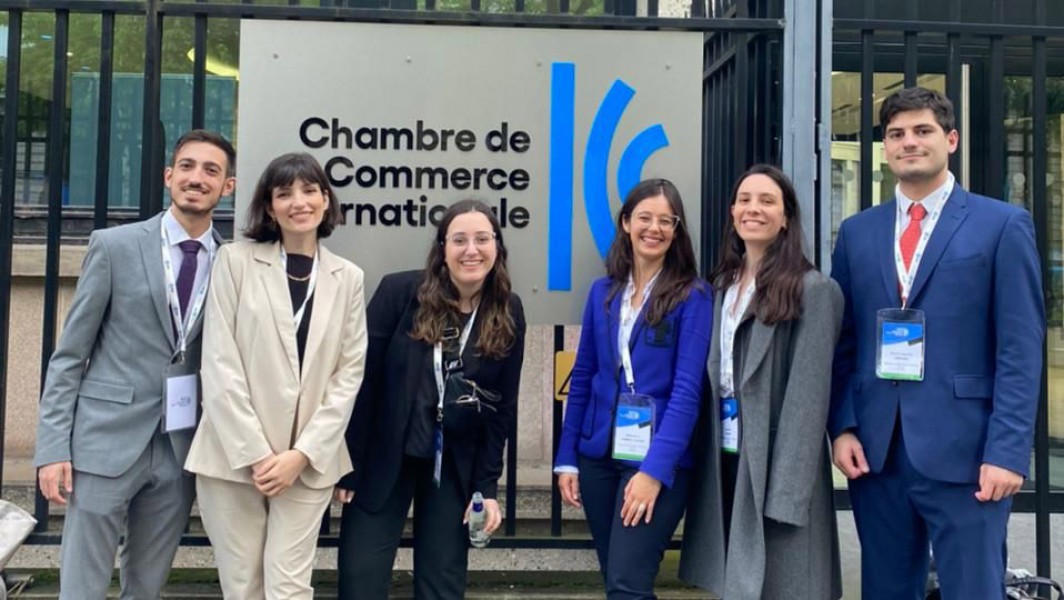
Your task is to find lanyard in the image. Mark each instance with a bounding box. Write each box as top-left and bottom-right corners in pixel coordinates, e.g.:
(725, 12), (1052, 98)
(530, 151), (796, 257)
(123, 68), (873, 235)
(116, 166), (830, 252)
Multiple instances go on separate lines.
(160, 222), (213, 361)
(720, 277), (756, 398)
(618, 272), (659, 394)
(280, 246), (319, 331)
(893, 179), (952, 307)
(433, 307), (478, 416)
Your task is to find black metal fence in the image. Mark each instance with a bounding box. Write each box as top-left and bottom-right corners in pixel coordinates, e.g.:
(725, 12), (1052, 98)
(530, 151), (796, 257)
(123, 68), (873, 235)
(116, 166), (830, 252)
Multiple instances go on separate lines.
(0, 0), (786, 550)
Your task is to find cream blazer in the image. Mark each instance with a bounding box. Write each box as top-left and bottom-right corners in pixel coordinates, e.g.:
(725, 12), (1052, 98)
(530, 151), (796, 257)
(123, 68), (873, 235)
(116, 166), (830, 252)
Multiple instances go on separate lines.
(185, 240), (367, 490)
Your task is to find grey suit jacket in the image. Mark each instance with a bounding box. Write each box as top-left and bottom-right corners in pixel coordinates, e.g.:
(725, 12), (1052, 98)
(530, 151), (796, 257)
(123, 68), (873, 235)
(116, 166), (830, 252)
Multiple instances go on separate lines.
(34, 213), (219, 477)
(679, 270), (844, 600)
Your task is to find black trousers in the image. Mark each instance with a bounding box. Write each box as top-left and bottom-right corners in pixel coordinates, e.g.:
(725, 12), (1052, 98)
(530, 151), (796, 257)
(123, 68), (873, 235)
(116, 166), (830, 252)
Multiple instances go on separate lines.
(338, 452), (470, 600)
(577, 455), (691, 600)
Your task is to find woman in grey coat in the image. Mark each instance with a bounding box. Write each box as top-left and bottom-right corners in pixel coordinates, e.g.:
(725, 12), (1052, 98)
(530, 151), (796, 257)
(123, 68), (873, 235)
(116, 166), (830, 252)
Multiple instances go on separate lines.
(679, 164), (844, 599)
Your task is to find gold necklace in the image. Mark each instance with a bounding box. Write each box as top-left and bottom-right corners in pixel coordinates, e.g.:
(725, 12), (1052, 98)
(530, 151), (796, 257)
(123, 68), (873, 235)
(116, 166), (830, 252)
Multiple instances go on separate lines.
(287, 272), (311, 282)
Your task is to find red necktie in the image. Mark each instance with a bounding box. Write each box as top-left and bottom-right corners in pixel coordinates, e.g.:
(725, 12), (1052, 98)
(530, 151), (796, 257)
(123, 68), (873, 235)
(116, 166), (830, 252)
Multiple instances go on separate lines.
(899, 203), (927, 270)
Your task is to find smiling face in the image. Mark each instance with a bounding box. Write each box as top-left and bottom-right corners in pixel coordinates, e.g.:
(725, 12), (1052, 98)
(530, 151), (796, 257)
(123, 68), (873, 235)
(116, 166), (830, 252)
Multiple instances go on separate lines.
(621, 194), (677, 266)
(883, 108), (958, 186)
(268, 177), (328, 240)
(731, 173), (787, 250)
(163, 141), (234, 217)
(444, 210), (498, 295)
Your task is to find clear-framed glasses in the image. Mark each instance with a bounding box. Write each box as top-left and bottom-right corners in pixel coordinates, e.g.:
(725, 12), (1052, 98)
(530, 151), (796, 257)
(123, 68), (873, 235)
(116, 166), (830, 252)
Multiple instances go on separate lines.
(444, 232), (497, 248)
(633, 212), (681, 231)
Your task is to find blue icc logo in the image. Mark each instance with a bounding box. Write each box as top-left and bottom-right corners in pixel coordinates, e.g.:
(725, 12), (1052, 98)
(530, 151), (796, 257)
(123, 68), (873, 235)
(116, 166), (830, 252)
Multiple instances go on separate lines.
(548, 62), (671, 291)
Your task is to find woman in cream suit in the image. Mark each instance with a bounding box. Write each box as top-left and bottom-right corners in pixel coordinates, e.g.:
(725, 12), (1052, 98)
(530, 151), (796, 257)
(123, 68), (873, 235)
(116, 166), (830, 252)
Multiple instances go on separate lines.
(186, 152), (367, 598)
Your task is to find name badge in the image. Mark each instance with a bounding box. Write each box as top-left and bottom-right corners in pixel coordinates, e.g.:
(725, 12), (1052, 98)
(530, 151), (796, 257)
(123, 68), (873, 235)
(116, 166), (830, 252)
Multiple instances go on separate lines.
(876, 308), (925, 381)
(612, 393), (655, 461)
(721, 397), (739, 454)
(433, 426), (444, 488)
(163, 374), (198, 432)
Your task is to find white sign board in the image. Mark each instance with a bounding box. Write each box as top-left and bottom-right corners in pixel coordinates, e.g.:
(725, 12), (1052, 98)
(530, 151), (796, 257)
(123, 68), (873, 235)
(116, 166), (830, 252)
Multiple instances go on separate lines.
(237, 20), (702, 324)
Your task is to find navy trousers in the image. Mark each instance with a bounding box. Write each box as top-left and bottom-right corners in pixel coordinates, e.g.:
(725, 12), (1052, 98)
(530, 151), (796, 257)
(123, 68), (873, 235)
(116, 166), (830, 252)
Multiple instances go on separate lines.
(849, 425), (1011, 600)
(578, 455), (690, 600)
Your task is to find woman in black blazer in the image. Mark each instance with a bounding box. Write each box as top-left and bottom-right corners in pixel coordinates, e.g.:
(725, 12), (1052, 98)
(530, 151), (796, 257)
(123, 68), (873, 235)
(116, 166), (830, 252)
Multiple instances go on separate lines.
(336, 199), (526, 599)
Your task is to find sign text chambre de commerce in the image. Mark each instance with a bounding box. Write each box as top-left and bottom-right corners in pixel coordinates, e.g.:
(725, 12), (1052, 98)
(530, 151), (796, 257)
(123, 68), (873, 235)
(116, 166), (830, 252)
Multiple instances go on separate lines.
(300, 116), (535, 230)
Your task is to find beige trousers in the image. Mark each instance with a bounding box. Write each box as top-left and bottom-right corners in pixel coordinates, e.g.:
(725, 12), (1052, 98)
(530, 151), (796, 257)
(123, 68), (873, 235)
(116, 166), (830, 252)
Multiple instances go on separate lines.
(196, 475), (332, 599)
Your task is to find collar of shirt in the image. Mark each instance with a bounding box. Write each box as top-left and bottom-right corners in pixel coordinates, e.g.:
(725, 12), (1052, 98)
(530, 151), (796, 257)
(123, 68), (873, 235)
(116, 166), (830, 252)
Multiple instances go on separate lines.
(895, 171), (955, 224)
(622, 269), (662, 311)
(162, 209), (216, 254)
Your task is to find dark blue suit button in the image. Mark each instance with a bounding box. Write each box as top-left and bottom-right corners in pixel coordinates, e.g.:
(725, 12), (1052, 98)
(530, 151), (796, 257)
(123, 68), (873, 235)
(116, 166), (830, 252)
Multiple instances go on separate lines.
(892, 381), (899, 387)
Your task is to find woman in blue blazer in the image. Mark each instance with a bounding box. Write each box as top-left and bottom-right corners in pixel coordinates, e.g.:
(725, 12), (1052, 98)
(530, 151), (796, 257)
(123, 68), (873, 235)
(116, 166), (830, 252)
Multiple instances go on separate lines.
(555, 178), (712, 599)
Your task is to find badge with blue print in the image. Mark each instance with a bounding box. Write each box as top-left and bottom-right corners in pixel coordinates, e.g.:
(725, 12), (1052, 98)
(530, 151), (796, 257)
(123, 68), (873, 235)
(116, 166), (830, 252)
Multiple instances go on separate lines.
(875, 308), (925, 381)
(721, 397), (739, 454)
(612, 393), (655, 461)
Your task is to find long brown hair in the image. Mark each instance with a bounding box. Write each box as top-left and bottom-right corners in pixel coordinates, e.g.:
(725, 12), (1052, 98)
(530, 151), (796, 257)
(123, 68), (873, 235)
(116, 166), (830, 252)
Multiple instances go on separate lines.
(710, 164), (812, 324)
(605, 179), (701, 326)
(410, 199), (517, 359)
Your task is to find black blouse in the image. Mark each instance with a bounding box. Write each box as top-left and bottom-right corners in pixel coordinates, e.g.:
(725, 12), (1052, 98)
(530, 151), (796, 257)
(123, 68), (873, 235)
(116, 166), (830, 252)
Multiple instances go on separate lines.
(404, 311), (473, 458)
(285, 253), (315, 369)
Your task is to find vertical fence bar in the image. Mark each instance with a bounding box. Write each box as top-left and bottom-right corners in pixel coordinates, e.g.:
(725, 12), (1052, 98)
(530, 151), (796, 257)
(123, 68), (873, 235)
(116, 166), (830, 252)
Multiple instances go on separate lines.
(1031, 0), (1051, 578)
(192, 13), (208, 130)
(946, 0), (962, 177)
(987, 0), (1005, 199)
(859, 30), (873, 211)
(504, 414), (517, 537)
(0, 9), (23, 495)
(94, 11), (115, 231)
(140, 0), (164, 218)
(903, 0), (917, 87)
(37, 9), (70, 532)
(551, 324), (563, 537)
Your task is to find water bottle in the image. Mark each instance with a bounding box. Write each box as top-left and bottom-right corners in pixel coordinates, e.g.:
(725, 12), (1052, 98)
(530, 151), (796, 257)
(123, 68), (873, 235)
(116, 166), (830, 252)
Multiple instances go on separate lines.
(468, 491), (490, 548)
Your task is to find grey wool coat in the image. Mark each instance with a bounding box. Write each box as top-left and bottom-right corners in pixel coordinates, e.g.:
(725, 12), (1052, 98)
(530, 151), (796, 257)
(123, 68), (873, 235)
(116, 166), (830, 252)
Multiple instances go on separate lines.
(678, 270), (844, 600)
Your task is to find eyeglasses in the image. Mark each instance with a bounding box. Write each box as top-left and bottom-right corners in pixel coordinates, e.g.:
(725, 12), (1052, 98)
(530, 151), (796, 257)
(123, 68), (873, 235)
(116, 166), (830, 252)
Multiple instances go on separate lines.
(444, 232), (496, 248)
(632, 212), (681, 231)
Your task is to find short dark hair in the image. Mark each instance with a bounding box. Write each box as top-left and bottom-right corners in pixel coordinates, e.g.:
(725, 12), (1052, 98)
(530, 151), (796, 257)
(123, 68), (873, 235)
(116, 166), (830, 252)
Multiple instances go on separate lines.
(243, 152), (342, 242)
(879, 87), (955, 133)
(171, 130), (236, 177)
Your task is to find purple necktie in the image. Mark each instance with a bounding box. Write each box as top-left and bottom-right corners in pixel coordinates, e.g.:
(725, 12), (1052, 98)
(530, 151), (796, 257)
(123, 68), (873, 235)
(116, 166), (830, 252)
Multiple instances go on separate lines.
(176, 240), (201, 318)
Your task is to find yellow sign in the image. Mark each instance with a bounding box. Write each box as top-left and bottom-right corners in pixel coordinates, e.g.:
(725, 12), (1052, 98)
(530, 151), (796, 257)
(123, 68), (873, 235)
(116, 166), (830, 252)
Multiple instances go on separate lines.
(554, 350), (576, 401)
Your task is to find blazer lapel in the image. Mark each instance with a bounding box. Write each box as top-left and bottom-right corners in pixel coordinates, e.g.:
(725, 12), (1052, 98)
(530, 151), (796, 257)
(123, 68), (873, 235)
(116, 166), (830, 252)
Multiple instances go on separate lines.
(138, 214), (175, 349)
(256, 242), (301, 382)
(877, 201), (903, 307)
(300, 246), (340, 383)
(906, 187), (969, 306)
(608, 290), (623, 371)
(739, 312), (776, 389)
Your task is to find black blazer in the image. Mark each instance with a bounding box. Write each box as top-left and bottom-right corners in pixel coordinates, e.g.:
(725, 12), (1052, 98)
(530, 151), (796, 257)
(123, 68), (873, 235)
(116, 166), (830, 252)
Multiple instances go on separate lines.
(338, 270), (526, 512)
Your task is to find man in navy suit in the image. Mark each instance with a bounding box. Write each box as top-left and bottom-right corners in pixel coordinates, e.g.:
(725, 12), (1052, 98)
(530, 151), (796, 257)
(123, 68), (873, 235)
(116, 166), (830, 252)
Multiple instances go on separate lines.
(829, 87), (1044, 599)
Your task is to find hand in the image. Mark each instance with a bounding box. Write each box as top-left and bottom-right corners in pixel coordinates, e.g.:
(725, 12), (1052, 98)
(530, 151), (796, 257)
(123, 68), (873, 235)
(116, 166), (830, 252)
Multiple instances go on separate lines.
(832, 432), (870, 480)
(334, 487), (355, 504)
(620, 472), (662, 527)
(975, 464), (1024, 502)
(39, 461), (73, 505)
(557, 473), (582, 508)
(253, 450), (309, 497)
(463, 498), (503, 535)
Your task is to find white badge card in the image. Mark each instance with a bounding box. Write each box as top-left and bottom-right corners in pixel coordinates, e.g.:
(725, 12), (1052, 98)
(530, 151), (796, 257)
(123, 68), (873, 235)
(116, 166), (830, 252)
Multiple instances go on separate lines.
(875, 308), (926, 381)
(163, 374), (198, 432)
(721, 397), (739, 454)
(612, 393), (655, 461)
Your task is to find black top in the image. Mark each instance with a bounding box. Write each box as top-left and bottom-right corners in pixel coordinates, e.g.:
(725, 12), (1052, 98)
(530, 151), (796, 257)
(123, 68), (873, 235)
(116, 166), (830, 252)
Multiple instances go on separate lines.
(404, 311), (473, 458)
(339, 270), (527, 509)
(285, 253), (314, 369)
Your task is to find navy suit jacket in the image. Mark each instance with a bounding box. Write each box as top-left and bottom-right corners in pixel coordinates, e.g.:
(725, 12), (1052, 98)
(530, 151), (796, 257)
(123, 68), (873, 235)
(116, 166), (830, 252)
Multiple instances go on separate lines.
(829, 186), (1044, 484)
(555, 276), (713, 487)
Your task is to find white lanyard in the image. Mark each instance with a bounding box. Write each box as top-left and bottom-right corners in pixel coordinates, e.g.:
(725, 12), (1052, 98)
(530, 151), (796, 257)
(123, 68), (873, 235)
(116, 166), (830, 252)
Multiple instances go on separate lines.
(893, 183), (950, 307)
(433, 307), (478, 414)
(720, 278), (756, 398)
(618, 272), (658, 394)
(160, 222), (213, 361)
(280, 246), (319, 331)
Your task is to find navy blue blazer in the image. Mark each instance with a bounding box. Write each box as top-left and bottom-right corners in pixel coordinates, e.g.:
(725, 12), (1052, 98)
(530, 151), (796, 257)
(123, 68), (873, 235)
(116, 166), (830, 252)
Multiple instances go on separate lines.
(829, 186), (1044, 483)
(555, 276), (713, 487)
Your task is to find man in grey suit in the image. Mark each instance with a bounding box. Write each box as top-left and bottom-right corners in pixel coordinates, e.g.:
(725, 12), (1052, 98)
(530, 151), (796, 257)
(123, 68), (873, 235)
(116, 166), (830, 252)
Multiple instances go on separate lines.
(34, 130), (236, 598)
